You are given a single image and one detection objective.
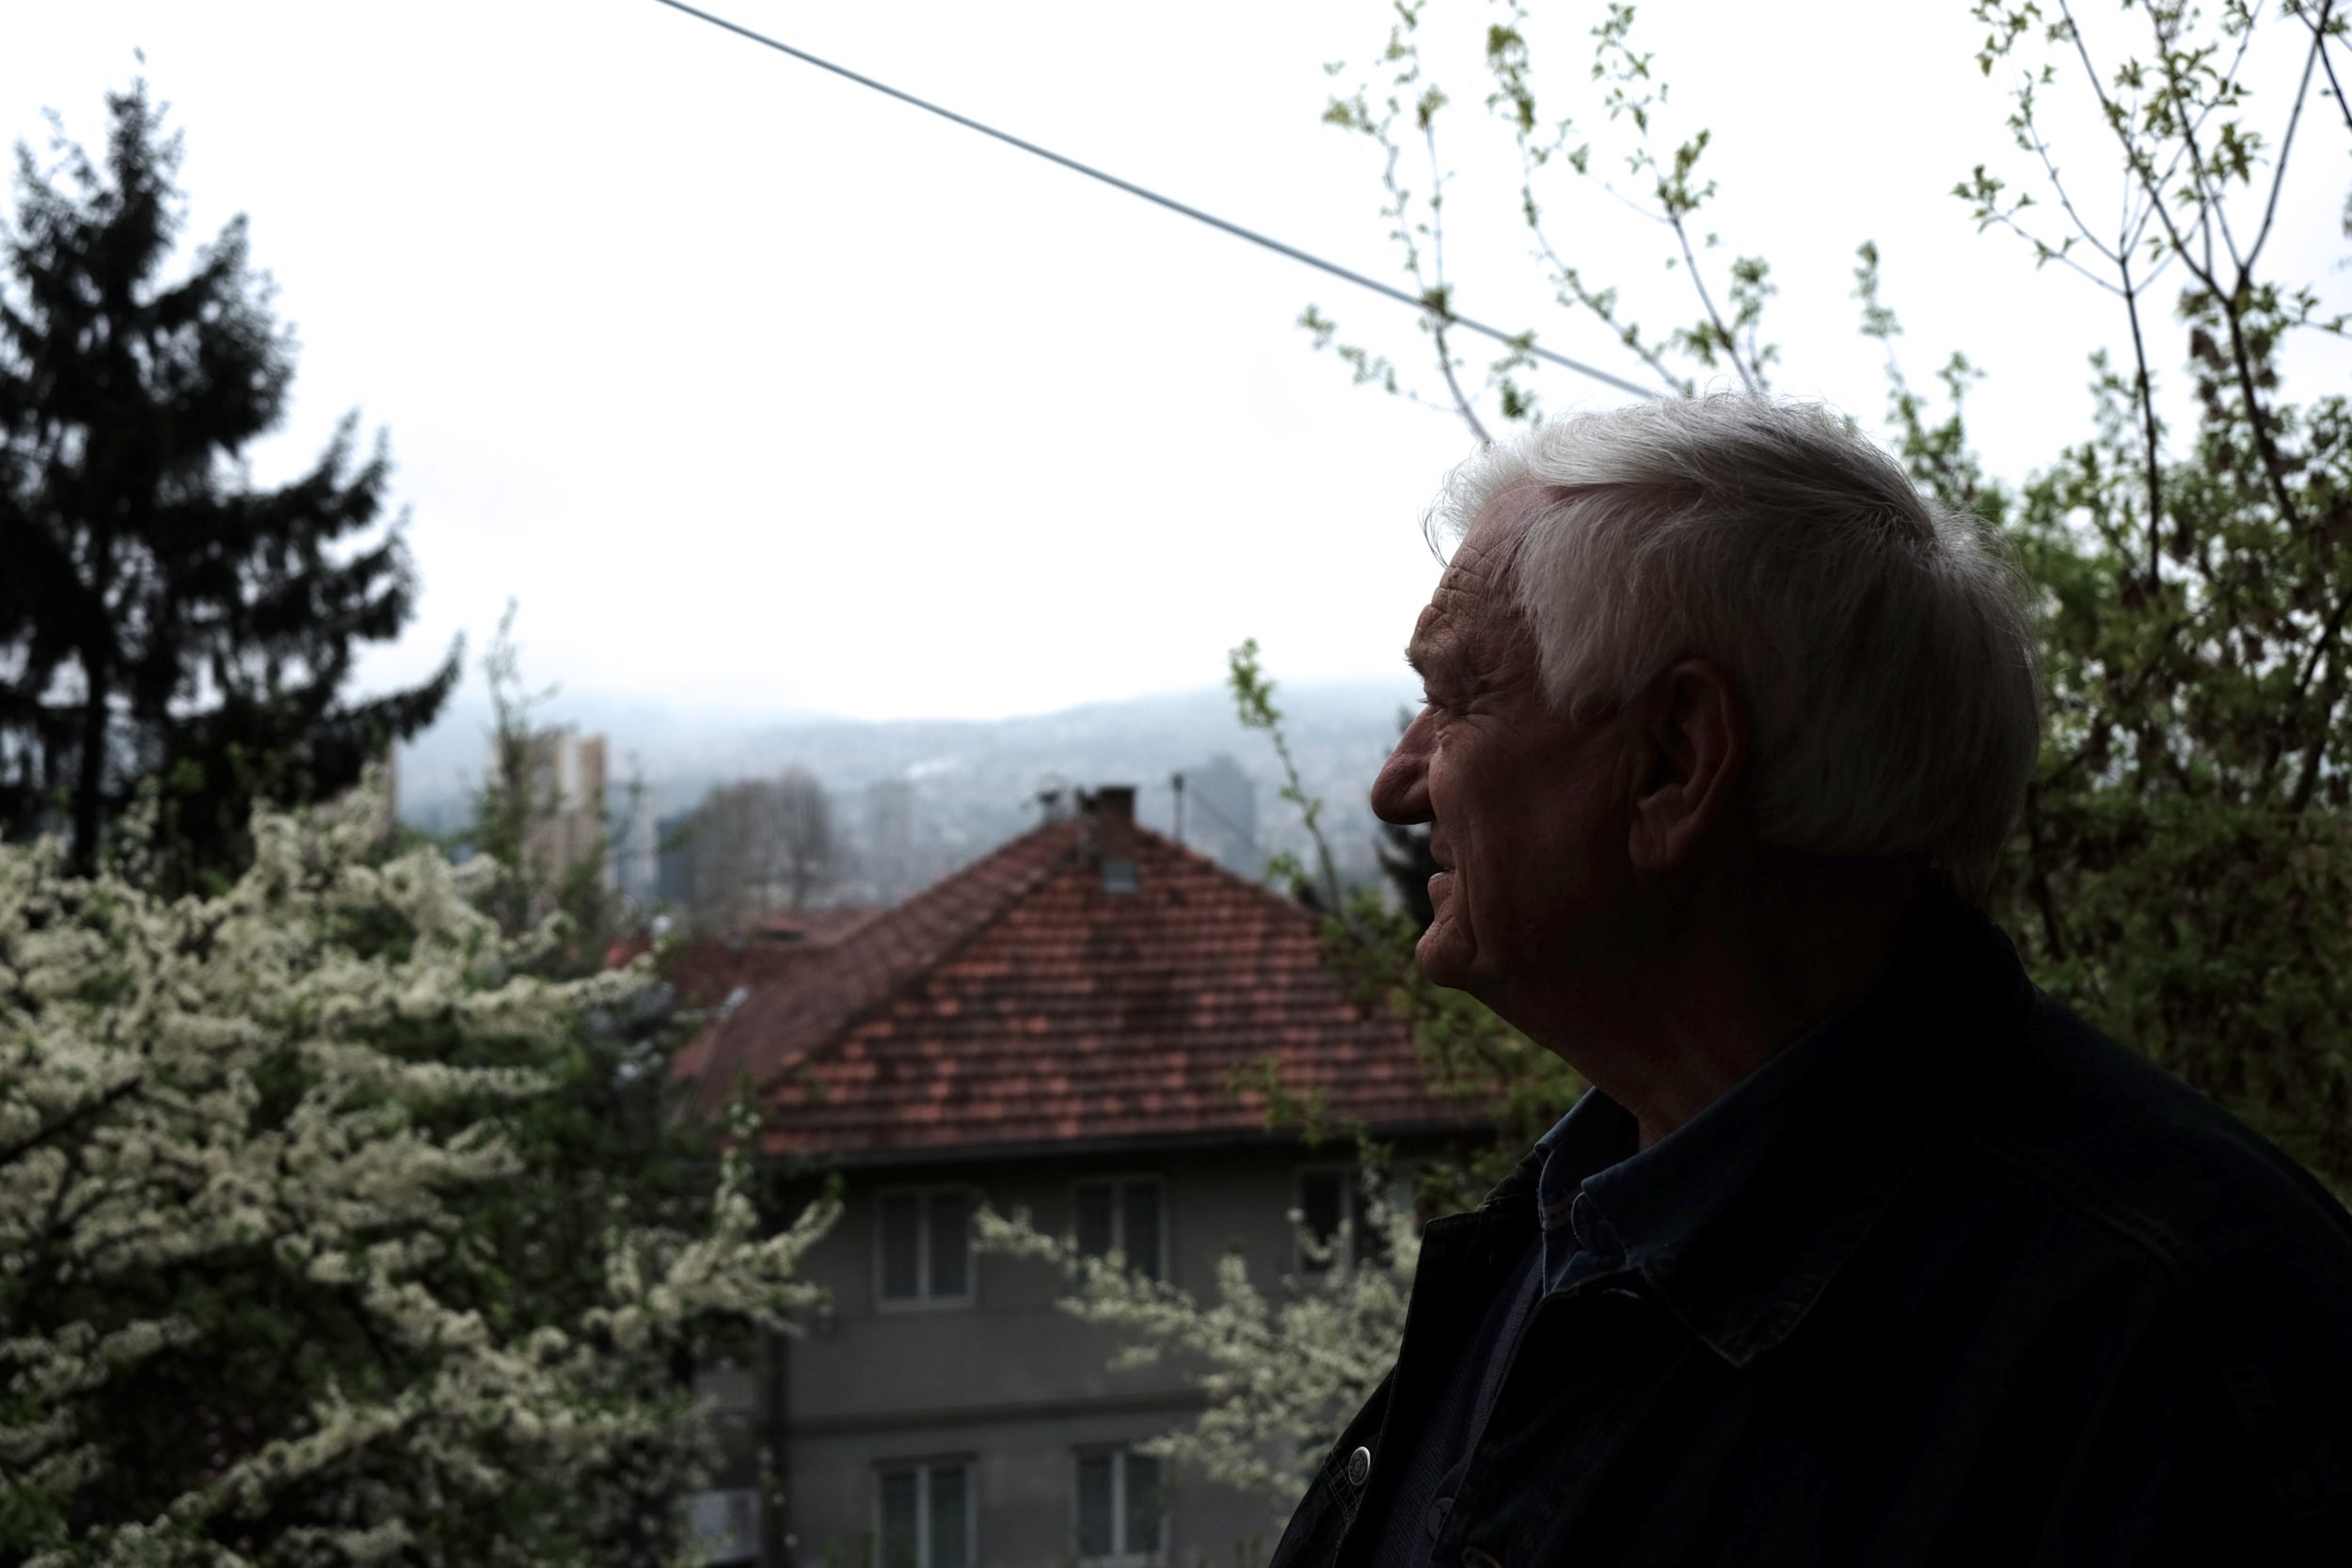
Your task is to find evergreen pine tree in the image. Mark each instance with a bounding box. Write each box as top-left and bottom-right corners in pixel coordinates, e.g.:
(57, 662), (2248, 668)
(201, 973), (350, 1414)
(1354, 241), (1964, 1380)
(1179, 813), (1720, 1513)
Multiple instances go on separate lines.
(0, 83), (457, 886)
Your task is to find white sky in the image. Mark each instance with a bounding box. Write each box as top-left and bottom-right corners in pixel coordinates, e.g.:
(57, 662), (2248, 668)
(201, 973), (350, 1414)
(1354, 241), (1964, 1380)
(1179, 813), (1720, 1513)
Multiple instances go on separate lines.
(8, 0), (2345, 722)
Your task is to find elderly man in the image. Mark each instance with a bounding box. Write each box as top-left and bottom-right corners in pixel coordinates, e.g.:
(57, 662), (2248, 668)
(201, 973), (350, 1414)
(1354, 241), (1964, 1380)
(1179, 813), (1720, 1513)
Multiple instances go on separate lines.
(1269, 398), (2352, 1568)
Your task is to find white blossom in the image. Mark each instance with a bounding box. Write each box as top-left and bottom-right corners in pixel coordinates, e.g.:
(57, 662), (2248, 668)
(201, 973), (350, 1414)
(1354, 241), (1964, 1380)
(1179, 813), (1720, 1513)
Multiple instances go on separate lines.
(975, 1177), (1419, 1513)
(0, 776), (837, 1567)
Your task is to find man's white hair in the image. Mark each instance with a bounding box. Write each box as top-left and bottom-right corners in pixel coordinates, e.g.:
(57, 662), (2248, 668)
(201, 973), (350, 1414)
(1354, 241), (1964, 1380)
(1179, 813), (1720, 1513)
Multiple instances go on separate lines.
(1429, 395), (2042, 906)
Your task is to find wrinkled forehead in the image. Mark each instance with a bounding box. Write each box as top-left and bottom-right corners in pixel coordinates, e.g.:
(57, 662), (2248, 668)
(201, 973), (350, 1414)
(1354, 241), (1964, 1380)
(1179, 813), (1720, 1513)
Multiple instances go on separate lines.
(1419, 487), (1546, 625)
(1410, 490), (1549, 677)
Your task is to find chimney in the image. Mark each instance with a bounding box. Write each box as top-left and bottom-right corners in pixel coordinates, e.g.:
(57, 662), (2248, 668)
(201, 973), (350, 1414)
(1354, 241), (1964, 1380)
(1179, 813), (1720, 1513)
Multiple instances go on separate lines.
(1089, 784), (1138, 894)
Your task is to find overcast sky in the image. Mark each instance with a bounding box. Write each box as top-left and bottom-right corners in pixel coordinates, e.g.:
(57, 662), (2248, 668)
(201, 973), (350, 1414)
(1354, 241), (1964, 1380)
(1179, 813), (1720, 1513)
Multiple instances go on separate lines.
(8, 0), (2345, 723)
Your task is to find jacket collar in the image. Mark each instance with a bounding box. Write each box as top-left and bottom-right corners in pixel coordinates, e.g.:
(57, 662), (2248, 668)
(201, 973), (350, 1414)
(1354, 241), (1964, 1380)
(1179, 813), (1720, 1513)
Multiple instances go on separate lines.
(1645, 889), (2037, 1366)
(1476, 888), (2037, 1370)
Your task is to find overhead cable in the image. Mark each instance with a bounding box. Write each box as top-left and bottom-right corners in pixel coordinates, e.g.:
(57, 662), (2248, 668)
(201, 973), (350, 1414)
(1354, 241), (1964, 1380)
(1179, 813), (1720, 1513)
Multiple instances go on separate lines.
(645, 0), (1660, 401)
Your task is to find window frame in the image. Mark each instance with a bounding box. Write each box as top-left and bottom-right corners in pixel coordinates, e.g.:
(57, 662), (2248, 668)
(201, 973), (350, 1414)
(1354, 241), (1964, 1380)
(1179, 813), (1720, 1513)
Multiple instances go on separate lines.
(1071, 1446), (1169, 1564)
(873, 1184), (977, 1309)
(1069, 1173), (1170, 1283)
(874, 1455), (977, 1568)
(1292, 1164), (1409, 1275)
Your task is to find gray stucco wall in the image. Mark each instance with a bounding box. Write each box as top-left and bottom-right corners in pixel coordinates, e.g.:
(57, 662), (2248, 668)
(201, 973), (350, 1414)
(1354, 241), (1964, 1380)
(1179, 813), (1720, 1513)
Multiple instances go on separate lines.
(771, 1143), (1348, 1568)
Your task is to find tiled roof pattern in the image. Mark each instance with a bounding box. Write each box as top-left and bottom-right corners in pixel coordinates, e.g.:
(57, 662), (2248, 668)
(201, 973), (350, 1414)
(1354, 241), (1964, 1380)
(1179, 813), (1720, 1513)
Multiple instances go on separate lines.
(675, 813), (1473, 1156)
(677, 822), (1085, 1116)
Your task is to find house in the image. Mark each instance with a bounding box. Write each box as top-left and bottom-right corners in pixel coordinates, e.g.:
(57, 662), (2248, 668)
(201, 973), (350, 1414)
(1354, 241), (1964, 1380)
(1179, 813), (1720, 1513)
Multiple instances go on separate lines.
(672, 785), (1474, 1568)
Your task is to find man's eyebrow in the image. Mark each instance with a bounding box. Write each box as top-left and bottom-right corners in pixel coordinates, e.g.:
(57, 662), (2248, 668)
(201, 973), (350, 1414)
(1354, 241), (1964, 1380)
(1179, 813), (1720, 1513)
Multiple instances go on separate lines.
(1405, 643), (1452, 684)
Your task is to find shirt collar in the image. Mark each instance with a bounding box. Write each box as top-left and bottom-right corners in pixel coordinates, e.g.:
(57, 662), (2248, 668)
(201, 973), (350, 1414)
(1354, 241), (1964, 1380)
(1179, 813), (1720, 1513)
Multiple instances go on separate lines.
(1573, 966), (1874, 1271)
(1476, 1085), (1622, 1221)
(1534, 1092), (1634, 1230)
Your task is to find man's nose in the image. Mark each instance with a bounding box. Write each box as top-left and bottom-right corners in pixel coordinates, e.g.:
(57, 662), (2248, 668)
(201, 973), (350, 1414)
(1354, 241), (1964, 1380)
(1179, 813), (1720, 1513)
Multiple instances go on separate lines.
(1371, 709), (1435, 825)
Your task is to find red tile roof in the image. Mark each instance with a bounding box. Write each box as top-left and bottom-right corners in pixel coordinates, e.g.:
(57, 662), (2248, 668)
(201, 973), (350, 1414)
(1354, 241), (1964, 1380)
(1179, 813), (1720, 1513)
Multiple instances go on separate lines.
(671, 812), (1477, 1159)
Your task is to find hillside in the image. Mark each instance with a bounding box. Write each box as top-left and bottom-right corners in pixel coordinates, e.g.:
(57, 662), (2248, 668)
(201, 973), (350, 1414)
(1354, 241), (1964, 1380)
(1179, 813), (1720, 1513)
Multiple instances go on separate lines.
(395, 679), (1423, 899)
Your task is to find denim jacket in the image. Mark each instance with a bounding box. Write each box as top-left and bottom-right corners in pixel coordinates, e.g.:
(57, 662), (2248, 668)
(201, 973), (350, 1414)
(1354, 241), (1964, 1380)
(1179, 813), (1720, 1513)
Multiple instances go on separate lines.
(1267, 898), (2352, 1568)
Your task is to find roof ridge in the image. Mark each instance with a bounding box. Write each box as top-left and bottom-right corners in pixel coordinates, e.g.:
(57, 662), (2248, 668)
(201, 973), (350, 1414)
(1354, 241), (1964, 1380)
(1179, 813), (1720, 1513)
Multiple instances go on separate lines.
(685, 817), (1083, 1111)
(1131, 819), (1354, 932)
(792, 823), (1089, 1065)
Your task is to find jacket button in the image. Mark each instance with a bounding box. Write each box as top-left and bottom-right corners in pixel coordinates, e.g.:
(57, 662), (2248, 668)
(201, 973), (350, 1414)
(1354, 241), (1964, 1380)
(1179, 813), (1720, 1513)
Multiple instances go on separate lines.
(1461, 1551), (1502, 1568)
(1346, 1446), (1372, 1486)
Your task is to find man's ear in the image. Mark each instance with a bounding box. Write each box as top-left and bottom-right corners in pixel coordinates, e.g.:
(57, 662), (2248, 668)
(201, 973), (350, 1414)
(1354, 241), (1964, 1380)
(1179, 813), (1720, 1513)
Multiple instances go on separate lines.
(1627, 659), (1747, 874)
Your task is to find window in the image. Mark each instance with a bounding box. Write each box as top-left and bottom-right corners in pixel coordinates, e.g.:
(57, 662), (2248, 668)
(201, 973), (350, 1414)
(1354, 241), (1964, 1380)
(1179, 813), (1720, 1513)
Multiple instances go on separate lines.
(1073, 1177), (1166, 1282)
(877, 1459), (973, 1568)
(1075, 1449), (1166, 1561)
(877, 1187), (974, 1305)
(1295, 1167), (1397, 1275)
(687, 1489), (760, 1564)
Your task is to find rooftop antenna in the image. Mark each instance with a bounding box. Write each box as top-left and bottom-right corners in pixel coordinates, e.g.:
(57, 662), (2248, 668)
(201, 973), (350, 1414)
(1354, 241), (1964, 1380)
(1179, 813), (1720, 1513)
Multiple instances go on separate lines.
(1171, 770), (1186, 846)
(1034, 771), (1070, 824)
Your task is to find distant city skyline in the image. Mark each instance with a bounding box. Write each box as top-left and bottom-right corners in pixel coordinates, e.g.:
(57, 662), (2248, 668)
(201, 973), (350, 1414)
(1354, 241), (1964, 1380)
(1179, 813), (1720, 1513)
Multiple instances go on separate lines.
(401, 676), (1419, 908)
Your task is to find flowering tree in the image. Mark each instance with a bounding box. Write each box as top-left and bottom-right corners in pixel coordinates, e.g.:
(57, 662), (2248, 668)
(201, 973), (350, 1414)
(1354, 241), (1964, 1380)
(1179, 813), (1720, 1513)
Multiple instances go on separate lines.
(0, 780), (837, 1568)
(974, 1189), (1420, 1515)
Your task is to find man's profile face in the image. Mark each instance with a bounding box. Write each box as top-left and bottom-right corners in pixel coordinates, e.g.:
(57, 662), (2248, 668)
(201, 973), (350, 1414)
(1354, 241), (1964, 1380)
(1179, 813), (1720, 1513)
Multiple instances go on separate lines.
(1371, 503), (1635, 1000)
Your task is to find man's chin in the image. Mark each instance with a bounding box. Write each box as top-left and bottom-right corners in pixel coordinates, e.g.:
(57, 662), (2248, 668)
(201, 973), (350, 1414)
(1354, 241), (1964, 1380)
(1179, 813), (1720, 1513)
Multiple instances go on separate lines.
(1412, 917), (1477, 990)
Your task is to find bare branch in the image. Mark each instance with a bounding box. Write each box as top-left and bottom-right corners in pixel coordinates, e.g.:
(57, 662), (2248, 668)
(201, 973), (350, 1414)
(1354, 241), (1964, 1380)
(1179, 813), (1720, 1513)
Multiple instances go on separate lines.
(1985, 210), (2134, 293)
(1430, 319), (1495, 444)
(1518, 189), (1694, 394)
(2306, 3), (2352, 135)
(2058, 0), (2220, 292)
(1670, 213), (1760, 394)
(2058, 0), (2307, 538)
(2247, 3), (2328, 271)
(2119, 258), (2166, 585)
(2014, 81), (2125, 263)
(1417, 113), (1490, 444)
(1502, 87), (1691, 393)
(2148, 1), (2248, 277)
(2288, 683), (2344, 811)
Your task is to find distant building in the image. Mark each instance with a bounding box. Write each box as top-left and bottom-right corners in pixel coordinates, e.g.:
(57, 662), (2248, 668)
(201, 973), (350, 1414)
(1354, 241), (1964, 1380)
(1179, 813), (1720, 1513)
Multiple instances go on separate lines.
(613, 781), (664, 906)
(860, 777), (918, 901)
(521, 729), (610, 909)
(1174, 753), (1257, 876)
(655, 807), (698, 907)
(670, 786), (1475, 1568)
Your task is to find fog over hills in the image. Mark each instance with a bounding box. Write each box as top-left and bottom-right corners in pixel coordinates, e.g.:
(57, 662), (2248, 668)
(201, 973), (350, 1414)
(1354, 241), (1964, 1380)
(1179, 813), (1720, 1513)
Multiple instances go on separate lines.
(394, 678), (1423, 895)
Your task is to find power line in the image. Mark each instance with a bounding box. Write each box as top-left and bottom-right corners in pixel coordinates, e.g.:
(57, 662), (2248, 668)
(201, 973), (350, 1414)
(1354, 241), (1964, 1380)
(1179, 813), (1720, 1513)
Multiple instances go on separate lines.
(645, 0), (1661, 402)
